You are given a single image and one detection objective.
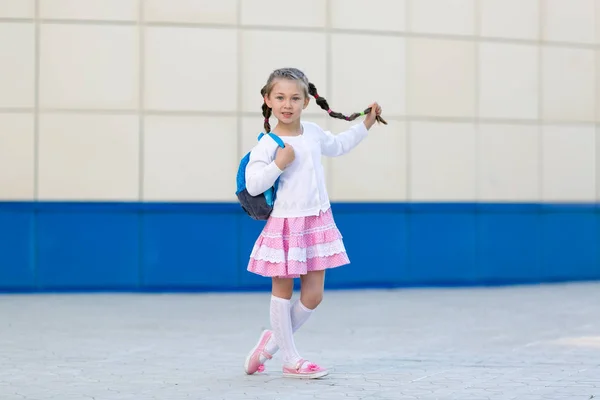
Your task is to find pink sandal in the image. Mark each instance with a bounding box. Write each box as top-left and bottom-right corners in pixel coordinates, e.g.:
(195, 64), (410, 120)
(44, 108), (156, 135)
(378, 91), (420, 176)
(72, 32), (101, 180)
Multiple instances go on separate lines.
(244, 330), (273, 375)
(282, 359), (329, 379)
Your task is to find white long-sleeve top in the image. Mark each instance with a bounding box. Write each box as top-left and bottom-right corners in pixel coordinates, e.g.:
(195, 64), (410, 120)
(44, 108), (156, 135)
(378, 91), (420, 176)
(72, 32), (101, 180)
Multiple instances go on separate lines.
(245, 120), (369, 218)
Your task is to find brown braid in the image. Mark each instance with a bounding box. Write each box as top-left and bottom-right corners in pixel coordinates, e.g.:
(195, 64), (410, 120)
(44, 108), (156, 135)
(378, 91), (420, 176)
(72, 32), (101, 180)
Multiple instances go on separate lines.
(260, 86), (272, 133)
(308, 83), (387, 125)
(262, 102), (272, 133)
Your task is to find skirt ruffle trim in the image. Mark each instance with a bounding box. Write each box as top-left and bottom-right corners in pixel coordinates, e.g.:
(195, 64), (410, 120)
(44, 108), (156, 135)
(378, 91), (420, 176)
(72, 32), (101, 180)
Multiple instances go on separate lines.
(247, 251), (350, 278)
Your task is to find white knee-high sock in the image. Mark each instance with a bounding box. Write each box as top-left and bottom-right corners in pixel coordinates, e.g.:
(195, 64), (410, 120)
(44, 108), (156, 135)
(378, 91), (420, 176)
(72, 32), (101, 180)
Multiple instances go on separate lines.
(264, 298), (313, 357)
(291, 299), (314, 332)
(269, 295), (302, 366)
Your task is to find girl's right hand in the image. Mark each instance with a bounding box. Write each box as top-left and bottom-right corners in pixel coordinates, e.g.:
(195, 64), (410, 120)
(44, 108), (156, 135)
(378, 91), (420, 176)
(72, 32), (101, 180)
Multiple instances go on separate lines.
(275, 145), (295, 170)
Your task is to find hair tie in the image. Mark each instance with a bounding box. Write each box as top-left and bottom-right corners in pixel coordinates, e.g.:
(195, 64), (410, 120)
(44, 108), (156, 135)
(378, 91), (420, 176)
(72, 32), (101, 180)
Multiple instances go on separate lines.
(314, 93), (320, 99)
(264, 118), (269, 122)
(327, 109), (332, 114)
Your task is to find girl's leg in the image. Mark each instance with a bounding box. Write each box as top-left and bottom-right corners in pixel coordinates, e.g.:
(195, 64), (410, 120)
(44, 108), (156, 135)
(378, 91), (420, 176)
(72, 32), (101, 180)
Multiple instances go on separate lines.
(262, 271), (324, 356)
(281, 270), (328, 378)
(271, 276), (294, 300)
(269, 277), (303, 367)
(245, 277), (295, 374)
(299, 270), (325, 310)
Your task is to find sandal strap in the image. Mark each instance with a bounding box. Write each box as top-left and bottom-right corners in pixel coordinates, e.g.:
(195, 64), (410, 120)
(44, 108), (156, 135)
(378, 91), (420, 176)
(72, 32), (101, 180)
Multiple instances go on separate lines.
(261, 350), (273, 360)
(293, 358), (307, 371)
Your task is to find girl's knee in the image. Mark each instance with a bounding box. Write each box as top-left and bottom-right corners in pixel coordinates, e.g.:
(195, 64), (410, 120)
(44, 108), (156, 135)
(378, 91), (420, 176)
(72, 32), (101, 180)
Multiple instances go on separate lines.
(301, 291), (323, 309)
(299, 270), (326, 309)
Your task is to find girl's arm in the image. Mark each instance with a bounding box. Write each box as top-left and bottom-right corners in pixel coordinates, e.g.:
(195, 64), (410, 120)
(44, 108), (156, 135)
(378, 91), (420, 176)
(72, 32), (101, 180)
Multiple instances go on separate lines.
(318, 122), (369, 157)
(245, 144), (283, 196)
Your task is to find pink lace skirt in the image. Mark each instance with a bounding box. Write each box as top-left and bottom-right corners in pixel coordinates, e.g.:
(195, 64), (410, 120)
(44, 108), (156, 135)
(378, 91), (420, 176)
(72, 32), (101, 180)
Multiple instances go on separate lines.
(247, 208), (350, 278)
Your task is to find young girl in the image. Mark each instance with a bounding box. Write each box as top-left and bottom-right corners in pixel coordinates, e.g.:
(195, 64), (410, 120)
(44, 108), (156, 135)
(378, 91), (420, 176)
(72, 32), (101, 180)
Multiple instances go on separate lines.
(243, 68), (385, 379)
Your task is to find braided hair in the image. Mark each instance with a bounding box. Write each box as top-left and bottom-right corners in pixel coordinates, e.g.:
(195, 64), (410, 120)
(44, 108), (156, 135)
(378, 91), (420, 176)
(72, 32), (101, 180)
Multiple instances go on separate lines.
(261, 68), (387, 133)
(307, 83), (387, 126)
(260, 86), (272, 134)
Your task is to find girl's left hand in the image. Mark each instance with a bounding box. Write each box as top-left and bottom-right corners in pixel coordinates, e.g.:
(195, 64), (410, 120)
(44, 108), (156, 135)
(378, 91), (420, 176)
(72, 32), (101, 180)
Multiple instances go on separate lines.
(364, 102), (382, 130)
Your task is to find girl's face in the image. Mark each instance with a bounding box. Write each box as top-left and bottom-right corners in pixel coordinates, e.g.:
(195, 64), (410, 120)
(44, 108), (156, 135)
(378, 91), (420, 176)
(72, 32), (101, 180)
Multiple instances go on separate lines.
(265, 79), (309, 125)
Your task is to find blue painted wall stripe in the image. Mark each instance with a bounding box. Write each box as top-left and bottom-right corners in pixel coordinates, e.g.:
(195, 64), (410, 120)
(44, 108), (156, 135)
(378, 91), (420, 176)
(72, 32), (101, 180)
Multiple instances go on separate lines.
(0, 201), (598, 292)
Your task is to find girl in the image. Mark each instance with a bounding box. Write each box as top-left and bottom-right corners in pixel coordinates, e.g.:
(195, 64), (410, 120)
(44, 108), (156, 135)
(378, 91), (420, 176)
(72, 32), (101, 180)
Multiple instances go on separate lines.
(243, 68), (385, 379)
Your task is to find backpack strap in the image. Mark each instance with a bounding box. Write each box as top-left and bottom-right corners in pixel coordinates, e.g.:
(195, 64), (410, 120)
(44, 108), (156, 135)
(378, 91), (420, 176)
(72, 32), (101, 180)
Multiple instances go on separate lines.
(258, 132), (285, 148)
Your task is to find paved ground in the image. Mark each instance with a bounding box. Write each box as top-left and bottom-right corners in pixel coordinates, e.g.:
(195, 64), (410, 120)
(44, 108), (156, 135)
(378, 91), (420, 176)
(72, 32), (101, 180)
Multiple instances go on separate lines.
(1, 282), (599, 400)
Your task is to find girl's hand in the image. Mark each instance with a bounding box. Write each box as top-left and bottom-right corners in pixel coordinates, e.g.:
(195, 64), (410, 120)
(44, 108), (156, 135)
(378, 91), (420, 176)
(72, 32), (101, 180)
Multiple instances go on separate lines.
(364, 102), (382, 130)
(275, 144), (295, 170)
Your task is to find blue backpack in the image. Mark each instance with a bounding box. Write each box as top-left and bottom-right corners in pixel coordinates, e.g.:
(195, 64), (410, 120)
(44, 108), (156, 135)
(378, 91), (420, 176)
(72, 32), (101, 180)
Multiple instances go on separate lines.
(235, 132), (285, 220)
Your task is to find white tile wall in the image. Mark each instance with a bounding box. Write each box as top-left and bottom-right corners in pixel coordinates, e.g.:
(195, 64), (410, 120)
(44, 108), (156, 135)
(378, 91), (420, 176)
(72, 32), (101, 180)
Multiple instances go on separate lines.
(479, 43), (538, 120)
(329, 120), (407, 201)
(0, 0), (35, 18)
(479, 124), (540, 201)
(597, 126), (600, 201)
(241, 0), (326, 28)
(597, 2), (600, 45)
(331, 34), (405, 116)
(0, 1), (598, 203)
(145, 27), (237, 112)
(407, 38), (476, 118)
(543, 0), (595, 44)
(240, 116), (269, 158)
(330, 0), (407, 32)
(480, 0), (539, 41)
(38, 114), (139, 200)
(241, 30), (327, 114)
(409, 0), (475, 36)
(39, 0), (138, 21)
(409, 121), (477, 201)
(0, 114), (34, 200)
(542, 47), (595, 122)
(143, 116), (238, 201)
(0, 23), (34, 108)
(144, 0), (237, 24)
(542, 125), (596, 202)
(597, 51), (600, 122)
(39, 24), (138, 110)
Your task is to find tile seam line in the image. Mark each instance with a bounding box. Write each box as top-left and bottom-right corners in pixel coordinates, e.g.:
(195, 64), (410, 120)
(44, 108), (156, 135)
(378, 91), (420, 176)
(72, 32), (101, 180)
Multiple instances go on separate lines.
(2, 17), (599, 49)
